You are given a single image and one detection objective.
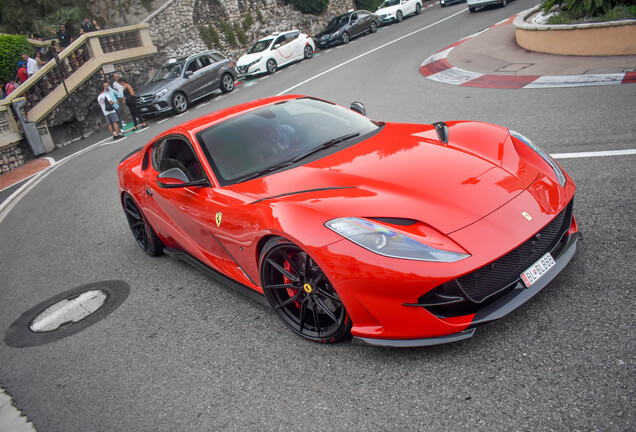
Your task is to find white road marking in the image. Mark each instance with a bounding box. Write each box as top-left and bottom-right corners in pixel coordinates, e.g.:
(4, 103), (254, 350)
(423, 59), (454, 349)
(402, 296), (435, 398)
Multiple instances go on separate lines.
(158, 118), (169, 124)
(175, 112), (187, 117)
(277, 8), (467, 95)
(551, 149), (636, 159)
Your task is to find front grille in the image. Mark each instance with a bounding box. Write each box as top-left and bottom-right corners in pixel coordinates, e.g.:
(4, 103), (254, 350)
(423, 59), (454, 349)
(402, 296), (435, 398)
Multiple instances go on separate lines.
(237, 66), (248, 74)
(137, 94), (154, 104)
(416, 200), (573, 317)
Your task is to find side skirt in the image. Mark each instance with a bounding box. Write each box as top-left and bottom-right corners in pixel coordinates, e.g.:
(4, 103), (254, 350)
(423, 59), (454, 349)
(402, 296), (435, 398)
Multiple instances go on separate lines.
(163, 247), (268, 306)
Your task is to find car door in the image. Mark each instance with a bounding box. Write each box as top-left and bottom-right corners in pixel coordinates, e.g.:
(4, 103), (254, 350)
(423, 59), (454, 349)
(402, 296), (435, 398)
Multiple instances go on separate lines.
(180, 58), (205, 100)
(403, 0), (416, 15)
(349, 12), (365, 37)
(283, 31), (303, 61)
(196, 53), (223, 96)
(273, 33), (294, 66)
(145, 136), (225, 270)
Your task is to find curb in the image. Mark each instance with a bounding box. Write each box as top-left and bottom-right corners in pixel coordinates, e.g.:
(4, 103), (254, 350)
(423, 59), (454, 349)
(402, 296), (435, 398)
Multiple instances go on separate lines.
(419, 16), (636, 88)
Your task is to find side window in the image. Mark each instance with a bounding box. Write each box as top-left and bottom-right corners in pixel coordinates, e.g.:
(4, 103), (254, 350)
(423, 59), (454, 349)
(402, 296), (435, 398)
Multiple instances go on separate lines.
(350, 13), (358, 22)
(209, 53), (224, 63)
(186, 60), (199, 74)
(285, 31), (299, 44)
(153, 137), (204, 181)
(199, 55), (212, 68)
(274, 35), (286, 47)
(151, 139), (166, 171)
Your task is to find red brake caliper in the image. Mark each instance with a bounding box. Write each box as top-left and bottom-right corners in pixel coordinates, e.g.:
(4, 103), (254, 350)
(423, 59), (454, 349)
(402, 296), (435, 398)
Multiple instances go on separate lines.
(283, 257), (301, 308)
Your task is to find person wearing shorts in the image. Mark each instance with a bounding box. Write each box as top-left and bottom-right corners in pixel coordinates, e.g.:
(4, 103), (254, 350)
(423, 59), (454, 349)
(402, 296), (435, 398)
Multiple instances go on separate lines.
(97, 87), (122, 140)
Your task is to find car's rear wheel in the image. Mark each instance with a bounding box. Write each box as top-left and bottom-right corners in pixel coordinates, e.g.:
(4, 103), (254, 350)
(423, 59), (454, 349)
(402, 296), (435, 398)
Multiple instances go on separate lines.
(469, 6), (476, 12)
(303, 44), (314, 59)
(500, 0), (507, 5)
(266, 58), (277, 74)
(260, 237), (352, 343)
(171, 92), (188, 113)
(123, 194), (163, 256)
(416, 2), (422, 13)
(396, 10), (403, 22)
(370, 21), (378, 33)
(341, 31), (350, 44)
(220, 73), (234, 93)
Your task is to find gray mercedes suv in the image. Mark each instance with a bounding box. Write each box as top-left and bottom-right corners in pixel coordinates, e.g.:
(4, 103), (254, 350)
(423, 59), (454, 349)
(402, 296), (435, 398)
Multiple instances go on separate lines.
(136, 51), (238, 117)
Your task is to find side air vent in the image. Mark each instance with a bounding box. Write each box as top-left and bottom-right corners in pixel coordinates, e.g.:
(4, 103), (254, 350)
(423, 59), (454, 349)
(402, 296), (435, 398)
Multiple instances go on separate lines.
(433, 121), (449, 144)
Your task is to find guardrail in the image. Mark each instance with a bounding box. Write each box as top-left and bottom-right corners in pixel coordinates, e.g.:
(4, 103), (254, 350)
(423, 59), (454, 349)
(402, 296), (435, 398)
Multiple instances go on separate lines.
(0, 24), (157, 152)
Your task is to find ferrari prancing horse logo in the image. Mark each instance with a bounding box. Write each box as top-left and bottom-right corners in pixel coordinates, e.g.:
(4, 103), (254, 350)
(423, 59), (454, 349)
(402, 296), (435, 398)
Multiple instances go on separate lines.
(521, 211), (533, 221)
(215, 212), (222, 227)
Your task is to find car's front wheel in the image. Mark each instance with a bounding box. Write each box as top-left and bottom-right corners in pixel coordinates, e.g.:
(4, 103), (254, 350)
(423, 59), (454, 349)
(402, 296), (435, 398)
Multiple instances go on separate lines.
(370, 21), (378, 33)
(220, 73), (234, 93)
(416, 2), (422, 14)
(396, 10), (403, 22)
(469, 5), (476, 12)
(303, 44), (314, 59)
(341, 31), (350, 44)
(171, 92), (188, 113)
(123, 194), (163, 256)
(266, 58), (277, 74)
(260, 237), (352, 343)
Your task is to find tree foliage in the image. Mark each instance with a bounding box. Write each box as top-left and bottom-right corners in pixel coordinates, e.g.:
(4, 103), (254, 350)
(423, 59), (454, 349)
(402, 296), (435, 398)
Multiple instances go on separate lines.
(285, 0), (330, 15)
(0, 34), (33, 82)
(355, 0), (384, 11)
(542, 0), (635, 18)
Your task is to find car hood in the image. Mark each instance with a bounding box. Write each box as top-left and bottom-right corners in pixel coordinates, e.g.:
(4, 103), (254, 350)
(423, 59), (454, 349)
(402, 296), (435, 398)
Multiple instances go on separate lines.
(230, 121), (551, 234)
(376, 5), (399, 14)
(237, 52), (264, 66)
(137, 79), (176, 96)
(321, 22), (346, 35)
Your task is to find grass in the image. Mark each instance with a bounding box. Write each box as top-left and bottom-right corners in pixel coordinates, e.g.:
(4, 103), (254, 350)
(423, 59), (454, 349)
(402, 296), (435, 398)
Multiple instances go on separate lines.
(547, 5), (636, 24)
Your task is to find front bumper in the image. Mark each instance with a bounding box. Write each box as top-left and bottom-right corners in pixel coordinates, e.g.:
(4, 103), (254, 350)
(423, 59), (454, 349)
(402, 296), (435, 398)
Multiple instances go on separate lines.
(237, 63), (264, 77)
(317, 35), (342, 48)
(136, 95), (171, 115)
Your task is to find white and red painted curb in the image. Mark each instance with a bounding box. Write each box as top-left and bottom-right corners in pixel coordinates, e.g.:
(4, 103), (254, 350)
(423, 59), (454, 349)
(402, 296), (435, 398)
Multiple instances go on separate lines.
(420, 16), (636, 89)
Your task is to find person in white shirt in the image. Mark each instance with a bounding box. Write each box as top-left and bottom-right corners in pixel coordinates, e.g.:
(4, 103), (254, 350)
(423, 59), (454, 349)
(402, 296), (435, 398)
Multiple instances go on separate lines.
(22, 53), (41, 77)
(97, 84), (123, 140)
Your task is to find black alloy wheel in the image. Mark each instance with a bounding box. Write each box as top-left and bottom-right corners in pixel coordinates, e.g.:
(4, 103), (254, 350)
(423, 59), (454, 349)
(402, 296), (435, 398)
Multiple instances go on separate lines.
(220, 73), (234, 93)
(416, 3), (422, 13)
(266, 58), (277, 74)
(396, 10), (403, 22)
(171, 92), (188, 113)
(370, 21), (378, 33)
(341, 31), (350, 44)
(123, 194), (163, 256)
(260, 238), (352, 343)
(303, 44), (314, 59)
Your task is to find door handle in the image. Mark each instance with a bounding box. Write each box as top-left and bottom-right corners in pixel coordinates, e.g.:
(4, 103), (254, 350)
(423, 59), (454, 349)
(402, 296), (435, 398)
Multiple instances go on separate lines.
(146, 188), (153, 197)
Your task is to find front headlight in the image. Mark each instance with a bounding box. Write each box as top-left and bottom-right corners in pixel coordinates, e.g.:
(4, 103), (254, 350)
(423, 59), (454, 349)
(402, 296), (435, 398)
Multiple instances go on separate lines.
(325, 217), (470, 262)
(247, 57), (262, 68)
(510, 130), (567, 187)
(156, 88), (168, 98)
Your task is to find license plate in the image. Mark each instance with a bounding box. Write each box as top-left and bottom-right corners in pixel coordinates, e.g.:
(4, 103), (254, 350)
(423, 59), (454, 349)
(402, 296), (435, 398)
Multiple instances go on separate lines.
(521, 252), (556, 288)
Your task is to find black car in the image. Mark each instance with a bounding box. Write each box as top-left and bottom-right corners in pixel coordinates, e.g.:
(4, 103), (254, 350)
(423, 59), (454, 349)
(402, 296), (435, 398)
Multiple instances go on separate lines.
(316, 10), (379, 48)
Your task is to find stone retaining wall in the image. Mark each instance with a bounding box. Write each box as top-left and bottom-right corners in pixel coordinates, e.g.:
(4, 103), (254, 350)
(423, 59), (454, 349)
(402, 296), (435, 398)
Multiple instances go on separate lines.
(1, 144), (26, 174)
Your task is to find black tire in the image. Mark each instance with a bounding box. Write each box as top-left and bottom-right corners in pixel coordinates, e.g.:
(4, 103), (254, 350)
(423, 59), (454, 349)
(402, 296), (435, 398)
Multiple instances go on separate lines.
(220, 73), (234, 93)
(123, 194), (163, 256)
(416, 3), (422, 14)
(341, 31), (350, 44)
(303, 44), (314, 59)
(469, 6), (476, 12)
(266, 58), (277, 74)
(370, 21), (378, 33)
(501, 0), (507, 6)
(396, 10), (403, 22)
(260, 237), (352, 343)
(171, 92), (188, 114)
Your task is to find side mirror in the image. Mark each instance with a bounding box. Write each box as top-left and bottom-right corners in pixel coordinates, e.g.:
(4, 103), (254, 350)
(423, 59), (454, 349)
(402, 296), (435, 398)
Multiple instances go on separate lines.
(184, 70), (193, 78)
(350, 102), (366, 116)
(273, 44), (281, 49)
(156, 167), (209, 188)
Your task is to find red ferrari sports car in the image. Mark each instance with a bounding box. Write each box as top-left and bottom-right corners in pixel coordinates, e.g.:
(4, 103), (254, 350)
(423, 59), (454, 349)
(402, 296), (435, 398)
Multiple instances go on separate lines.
(118, 95), (579, 347)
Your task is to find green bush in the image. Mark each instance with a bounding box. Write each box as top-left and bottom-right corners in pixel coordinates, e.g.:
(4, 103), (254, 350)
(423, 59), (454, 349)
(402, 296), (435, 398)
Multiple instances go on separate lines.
(198, 24), (221, 49)
(233, 22), (247, 46)
(355, 0), (383, 10)
(0, 34), (33, 82)
(285, 0), (329, 15)
(255, 10), (265, 23)
(542, 0), (635, 19)
(242, 13), (254, 31)
(217, 21), (237, 48)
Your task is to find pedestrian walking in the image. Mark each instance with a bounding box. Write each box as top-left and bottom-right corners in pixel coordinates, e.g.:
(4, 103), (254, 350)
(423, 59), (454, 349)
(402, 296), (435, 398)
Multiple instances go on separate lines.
(103, 82), (124, 131)
(118, 76), (147, 130)
(16, 62), (28, 84)
(47, 24), (73, 49)
(23, 53), (40, 77)
(97, 87), (122, 140)
(5, 80), (16, 95)
(80, 17), (96, 34)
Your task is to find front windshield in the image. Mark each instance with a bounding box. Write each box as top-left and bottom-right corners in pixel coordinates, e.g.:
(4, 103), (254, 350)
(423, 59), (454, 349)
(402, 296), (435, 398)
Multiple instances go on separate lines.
(151, 61), (184, 82)
(380, 0), (400, 6)
(247, 39), (273, 54)
(327, 14), (350, 27)
(197, 98), (380, 185)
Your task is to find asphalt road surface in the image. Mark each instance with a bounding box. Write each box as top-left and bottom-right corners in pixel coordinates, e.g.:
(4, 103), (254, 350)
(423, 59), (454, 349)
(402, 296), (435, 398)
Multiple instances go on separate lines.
(1, 1), (634, 430)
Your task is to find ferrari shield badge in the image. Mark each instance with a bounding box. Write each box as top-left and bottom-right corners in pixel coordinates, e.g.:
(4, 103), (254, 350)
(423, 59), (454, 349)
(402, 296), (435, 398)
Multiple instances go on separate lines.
(215, 212), (222, 227)
(521, 211), (533, 221)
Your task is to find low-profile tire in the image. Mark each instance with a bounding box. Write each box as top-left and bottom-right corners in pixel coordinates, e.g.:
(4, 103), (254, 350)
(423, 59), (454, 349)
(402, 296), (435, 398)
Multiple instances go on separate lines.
(266, 58), (277, 74)
(396, 10), (403, 22)
(341, 31), (350, 44)
(171, 92), (188, 114)
(370, 21), (378, 33)
(416, 3), (422, 14)
(123, 194), (163, 256)
(303, 44), (314, 59)
(469, 6), (476, 12)
(500, 0), (507, 5)
(260, 237), (352, 343)
(220, 73), (234, 93)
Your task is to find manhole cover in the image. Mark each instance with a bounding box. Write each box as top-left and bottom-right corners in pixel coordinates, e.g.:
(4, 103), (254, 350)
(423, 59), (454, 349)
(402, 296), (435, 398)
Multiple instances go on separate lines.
(30, 290), (108, 332)
(5, 280), (130, 348)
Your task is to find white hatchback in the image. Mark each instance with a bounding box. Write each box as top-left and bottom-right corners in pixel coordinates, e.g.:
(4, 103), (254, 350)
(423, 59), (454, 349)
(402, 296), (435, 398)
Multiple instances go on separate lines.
(236, 30), (315, 76)
(376, 0), (423, 24)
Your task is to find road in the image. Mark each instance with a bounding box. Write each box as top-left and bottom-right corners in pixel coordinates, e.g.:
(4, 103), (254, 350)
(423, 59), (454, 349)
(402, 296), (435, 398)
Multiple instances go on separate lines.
(1, 1), (634, 430)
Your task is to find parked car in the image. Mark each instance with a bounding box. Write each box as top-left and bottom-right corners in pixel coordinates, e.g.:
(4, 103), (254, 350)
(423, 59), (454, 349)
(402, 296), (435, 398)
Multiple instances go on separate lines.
(440, 0), (466, 6)
(316, 10), (379, 48)
(118, 95), (579, 347)
(467, 0), (512, 12)
(376, 0), (423, 24)
(136, 51), (238, 117)
(236, 30), (315, 76)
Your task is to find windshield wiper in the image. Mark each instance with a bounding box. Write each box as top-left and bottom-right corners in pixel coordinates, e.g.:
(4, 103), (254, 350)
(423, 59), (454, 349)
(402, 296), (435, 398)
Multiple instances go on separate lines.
(239, 161), (295, 182)
(291, 132), (360, 163)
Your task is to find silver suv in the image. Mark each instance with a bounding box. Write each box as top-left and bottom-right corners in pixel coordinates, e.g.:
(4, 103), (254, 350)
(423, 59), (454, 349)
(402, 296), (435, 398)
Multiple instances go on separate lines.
(136, 51), (238, 116)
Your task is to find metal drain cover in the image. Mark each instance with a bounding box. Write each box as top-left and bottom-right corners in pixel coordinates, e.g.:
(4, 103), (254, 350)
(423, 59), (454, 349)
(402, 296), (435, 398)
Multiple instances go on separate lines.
(30, 290), (108, 332)
(5, 280), (130, 348)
